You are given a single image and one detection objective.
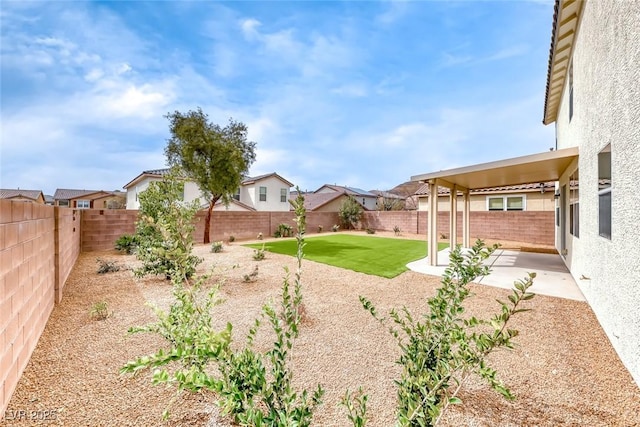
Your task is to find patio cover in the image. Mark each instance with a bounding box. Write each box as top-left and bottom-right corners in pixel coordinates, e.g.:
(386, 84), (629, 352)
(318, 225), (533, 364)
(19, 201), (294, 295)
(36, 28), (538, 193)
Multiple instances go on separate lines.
(410, 147), (579, 265)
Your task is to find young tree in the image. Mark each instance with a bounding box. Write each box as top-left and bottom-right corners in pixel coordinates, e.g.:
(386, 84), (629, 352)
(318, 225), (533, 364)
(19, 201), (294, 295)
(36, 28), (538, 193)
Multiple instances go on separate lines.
(165, 108), (257, 243)
(338, 196), (364, 229)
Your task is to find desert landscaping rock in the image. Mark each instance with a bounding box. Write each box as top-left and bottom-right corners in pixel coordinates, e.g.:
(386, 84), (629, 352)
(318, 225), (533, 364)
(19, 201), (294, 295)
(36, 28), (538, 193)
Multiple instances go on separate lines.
(4, 234), (640, 426)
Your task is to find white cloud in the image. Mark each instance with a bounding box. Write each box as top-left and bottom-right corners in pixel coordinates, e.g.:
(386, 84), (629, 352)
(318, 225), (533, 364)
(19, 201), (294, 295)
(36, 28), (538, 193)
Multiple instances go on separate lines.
(331, 83), (367, 97)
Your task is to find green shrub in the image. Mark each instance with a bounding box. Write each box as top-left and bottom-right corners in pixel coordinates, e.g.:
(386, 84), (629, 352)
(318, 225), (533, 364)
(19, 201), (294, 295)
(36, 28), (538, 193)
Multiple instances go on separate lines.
(252, 244), (266, 261)
(365, 228), (375, 234)
(338, 196), (363, 230)
(133, 171), (202, 281)
(358, 240), (536, 426)
(96, 258), (121, 274)
(115, 234), (138, 254)
(342, 387), (368, 427)
(211, 241), (223, 253)
(332, 224), (340, 232)
(90, 301), (110, 321)
(275, 223), (293, 238)
(228, 235), (235, 243)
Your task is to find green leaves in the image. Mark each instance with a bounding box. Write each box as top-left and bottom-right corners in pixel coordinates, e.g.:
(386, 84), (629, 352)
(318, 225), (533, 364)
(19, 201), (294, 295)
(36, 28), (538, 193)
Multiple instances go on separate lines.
(338, 195), (363, 229)
(359, 239), (536, 426)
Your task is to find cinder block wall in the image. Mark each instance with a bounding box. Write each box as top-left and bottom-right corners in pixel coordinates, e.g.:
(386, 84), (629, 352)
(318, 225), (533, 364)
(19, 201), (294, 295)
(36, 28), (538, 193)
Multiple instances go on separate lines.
(55, 207), (82, 302)
(364, 211), (554, 245)
(81, 210), (137, 252)
(0, 201), (56, 417)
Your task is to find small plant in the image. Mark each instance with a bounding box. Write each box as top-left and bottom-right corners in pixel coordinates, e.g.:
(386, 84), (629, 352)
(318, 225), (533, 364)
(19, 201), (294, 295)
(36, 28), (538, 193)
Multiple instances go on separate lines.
(359, 240), (536, 426)
(317, 225), (323, 233)
(90, 301), (109, 321)
(211, 241), (223, 253)
(253, 244), (266, 261)
(275, 223), (293, 238)
(115, 234), (138, 254)
(439, 232), (448, 240)
(243, 265), (259, 282)
(332, 224), (340, 232)
(257, 232), (263, 240)
(342, 387), (368, 427)
(338, 196), (363, 229)
(96, 258), (121, 274)
(393, 225), (401, 236)
(228, 235), (235, 243)
(365, 228), (375, 234)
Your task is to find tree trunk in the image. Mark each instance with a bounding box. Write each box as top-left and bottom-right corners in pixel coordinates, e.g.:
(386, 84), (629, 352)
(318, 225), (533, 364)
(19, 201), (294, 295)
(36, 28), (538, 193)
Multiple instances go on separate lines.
(203, 198), (216, 244)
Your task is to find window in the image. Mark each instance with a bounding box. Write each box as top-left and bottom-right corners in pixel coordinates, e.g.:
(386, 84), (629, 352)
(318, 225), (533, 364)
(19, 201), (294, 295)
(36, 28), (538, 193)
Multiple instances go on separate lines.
(259, 186), (267, 202)
(569, 62), (574, 122)
(58, 200), (69, 207)
(488, 197), (504, 211)
(76, 200), (90, 209)
(598, 144), (611, 239)
(487, 195), (525, 211)
(280, 188), (287, 203)
(569, 169), (579, 237)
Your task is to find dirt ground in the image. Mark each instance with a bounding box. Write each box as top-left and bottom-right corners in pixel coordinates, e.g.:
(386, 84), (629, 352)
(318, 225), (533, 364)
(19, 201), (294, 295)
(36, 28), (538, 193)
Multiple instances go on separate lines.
(3, 232), (640, 426)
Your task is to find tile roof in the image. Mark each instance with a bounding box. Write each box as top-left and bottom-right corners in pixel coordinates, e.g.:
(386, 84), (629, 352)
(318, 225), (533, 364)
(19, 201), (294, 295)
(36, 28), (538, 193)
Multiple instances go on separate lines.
(415, 181), (556, 196)
(302, 192), (346, 211)
(0, 189), (44, 201)
(242, 172), (294, 187)
(53, 189), (109, 200)
(317, 184), (377, 197)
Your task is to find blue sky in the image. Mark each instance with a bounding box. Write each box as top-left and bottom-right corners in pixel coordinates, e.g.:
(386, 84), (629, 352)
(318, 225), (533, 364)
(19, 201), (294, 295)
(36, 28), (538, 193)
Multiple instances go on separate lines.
(1, 0), (556, 196)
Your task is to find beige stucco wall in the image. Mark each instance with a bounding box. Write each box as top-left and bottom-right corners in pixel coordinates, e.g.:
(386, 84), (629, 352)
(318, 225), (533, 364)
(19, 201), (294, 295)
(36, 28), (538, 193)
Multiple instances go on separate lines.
(417, 191), (555, 212)
(243, 177), (291, 212)
(312, 196), (348, 212)
(553, 0), (640, 384)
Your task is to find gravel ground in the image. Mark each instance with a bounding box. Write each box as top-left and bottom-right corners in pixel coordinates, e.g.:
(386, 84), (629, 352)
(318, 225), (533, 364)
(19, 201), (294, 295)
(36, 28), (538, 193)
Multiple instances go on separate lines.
(4, 232), (639, 426)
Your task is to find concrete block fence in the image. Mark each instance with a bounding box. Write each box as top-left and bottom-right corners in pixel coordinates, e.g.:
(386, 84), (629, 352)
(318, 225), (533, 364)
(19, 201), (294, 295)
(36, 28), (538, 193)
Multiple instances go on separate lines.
(0, 201), (553, 416)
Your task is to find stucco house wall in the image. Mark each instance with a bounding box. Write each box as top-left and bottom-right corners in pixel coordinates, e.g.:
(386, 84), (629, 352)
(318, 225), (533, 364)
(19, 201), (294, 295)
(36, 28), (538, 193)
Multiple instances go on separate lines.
(417, 191), (555, 212)
(553, 0), (640, 384)
(243, 176), (291, 212)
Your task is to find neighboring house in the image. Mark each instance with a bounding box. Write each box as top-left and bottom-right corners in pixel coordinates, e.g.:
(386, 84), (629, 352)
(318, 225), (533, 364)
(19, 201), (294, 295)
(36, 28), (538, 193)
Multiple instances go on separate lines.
(53, 189), (126, 209)
(314, 185), (378, 211)
(300, 191), (352, 212)
(414, 182), (555, 212)
(44, 195), (54, 205)
(123, 169), (293, 212)
(411, 0), (640, 385)
(0, 189), (45, 204)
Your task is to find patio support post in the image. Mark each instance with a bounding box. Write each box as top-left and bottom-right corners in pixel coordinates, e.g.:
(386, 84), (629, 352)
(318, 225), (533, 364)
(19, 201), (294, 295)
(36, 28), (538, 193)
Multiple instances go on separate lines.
(463, 189), (470, 248)
(450, 185), (458, 249)
(428, 179), (439, 266)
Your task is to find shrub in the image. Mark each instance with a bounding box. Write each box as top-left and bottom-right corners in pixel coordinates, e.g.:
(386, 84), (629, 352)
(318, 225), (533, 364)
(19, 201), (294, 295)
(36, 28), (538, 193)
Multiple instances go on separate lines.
(252, 244), (266, 261)
(257, 232), (263, 240)
(317, 225), (323, 233)
(90, 301), (109, 321)
(358, 240), (536, 426)
(342, 387), (368, 427)
(338, 196), (363, 230)
(243, 265), (259, 283)
(211, 241), (223, 253)
(275, 223), (293, 238)
(96, 258), (121, 274)
(365, 228), (375, 234)
(228, 235), (235, 243)
(393, 225), (401, 236)
(133, 171), (202, 281)
(332, 224), (340, 232)
(115, 234), (138, 254)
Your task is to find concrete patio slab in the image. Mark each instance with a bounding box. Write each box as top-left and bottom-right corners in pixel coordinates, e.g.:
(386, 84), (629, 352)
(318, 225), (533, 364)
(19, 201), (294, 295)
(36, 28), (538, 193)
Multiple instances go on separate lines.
(407, 248), (585, 301)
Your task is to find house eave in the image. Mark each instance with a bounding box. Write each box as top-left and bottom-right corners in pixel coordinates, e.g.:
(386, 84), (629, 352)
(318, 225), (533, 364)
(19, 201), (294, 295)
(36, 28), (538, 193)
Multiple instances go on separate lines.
(543, 0), (585, 125)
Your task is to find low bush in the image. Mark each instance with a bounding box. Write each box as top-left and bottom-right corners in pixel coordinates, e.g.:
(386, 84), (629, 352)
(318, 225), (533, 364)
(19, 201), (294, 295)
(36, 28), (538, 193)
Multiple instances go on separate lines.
(317, 225), (323, 233)
(211, 241), (223, 253)
(228, 235), (235, 243)
(252, 245), (266, 261)
(365, 228), (375, 234)
(393, 225), (401, 236)
(243, 265), (259, 282)
(332, 224), (340, 232)
(115, 234), (138, 254)
(90, 301), (109, 321)
(96, 258), (121, 274)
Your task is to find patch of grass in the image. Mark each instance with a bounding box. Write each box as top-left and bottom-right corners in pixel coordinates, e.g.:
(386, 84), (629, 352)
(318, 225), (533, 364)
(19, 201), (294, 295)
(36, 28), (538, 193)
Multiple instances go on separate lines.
(245, 234), (447, 278)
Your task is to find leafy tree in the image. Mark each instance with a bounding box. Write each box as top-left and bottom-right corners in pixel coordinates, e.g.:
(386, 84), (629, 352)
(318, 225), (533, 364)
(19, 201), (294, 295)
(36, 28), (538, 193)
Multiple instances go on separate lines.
(165, 108), (257, 243)
(338, 196), (363, 229)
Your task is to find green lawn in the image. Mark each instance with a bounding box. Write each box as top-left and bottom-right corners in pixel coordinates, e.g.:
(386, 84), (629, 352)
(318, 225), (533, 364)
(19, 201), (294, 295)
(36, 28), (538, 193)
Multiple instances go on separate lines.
(245, 234), (448, 278)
